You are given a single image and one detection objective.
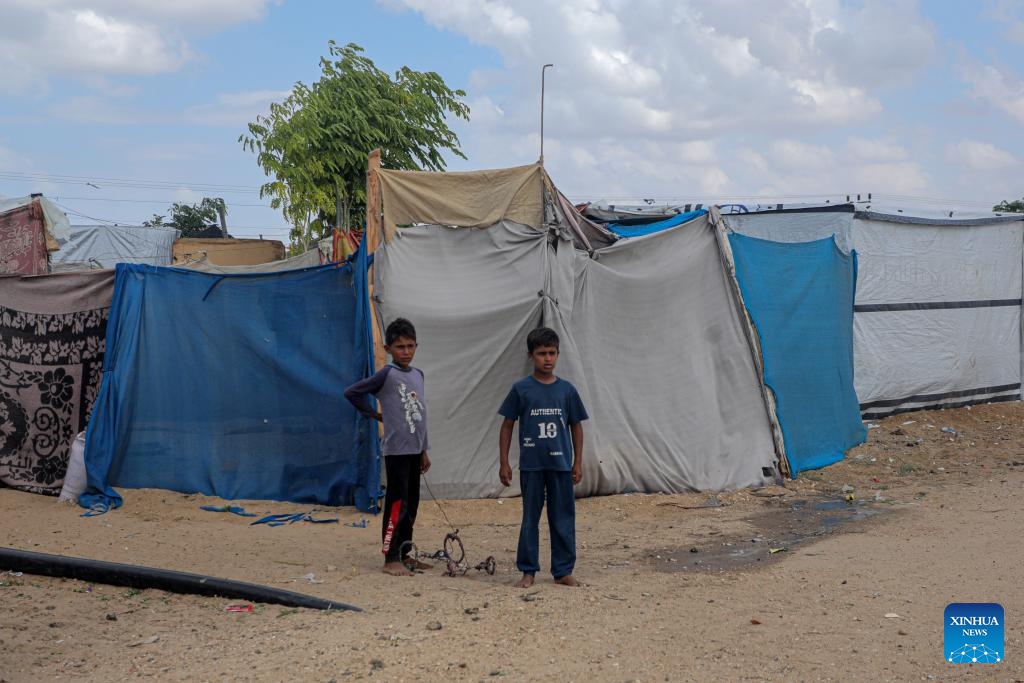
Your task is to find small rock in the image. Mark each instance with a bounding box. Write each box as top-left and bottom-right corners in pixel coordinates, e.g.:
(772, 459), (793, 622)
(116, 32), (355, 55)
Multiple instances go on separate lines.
(898, 629), (908, 636)
(411, 592), (421, 597)
(464, 607), (479, 615)
(105, 613), (117, 621)
(370, 658), (384, 670)
(884, 613), (900, 618)
(841, 484), (855, 493)
(689, 547), (699, 553)
(426, 621), (443, 631)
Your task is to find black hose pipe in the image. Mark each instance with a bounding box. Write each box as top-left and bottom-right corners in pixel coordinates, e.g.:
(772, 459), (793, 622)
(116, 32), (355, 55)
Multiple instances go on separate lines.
(0, 546), (360, 612)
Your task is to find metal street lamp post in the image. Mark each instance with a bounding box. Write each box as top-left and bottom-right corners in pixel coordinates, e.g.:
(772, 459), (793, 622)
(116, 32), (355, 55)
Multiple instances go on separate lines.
(540, 63), (554, 165)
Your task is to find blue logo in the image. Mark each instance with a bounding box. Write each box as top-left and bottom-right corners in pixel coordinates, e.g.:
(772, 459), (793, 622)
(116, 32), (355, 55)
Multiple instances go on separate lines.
(945, 603), (1003, 663)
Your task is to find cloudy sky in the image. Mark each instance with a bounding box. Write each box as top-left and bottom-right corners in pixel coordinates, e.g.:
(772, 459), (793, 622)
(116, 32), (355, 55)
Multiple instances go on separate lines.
(0, 0), (1022, 239)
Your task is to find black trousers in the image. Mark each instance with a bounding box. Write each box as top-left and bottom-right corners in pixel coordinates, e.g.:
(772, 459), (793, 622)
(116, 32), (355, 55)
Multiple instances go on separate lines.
(381, 453), (422, 562)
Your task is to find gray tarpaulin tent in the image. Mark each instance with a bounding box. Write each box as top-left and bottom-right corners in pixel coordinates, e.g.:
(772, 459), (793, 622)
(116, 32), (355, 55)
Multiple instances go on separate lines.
(726, 205), (1024, 418)
(371, 164), (782, 499)
(50, 224), (180, 271)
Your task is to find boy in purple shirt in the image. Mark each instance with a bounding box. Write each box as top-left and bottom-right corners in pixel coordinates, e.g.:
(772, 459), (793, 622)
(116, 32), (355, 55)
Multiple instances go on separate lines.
(344, 318), (431, 576)
(498, 327), (588, 588)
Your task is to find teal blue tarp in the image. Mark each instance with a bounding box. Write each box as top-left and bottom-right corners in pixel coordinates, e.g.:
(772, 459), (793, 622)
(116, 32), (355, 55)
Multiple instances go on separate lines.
(729, 233), (866, 474)
(80, 252), (380, 512)
(606, 210), (707, 237)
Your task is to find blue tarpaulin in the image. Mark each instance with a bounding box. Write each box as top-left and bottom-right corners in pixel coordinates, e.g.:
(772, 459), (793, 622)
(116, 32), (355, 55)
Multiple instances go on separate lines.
(606, 209), (707, 238)
(728, 233), (866, 475)
(81, 250), (380, 513)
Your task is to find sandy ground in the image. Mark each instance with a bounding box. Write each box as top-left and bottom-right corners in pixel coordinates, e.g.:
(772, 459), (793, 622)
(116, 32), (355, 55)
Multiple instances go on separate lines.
(2, 402), (1023, 682)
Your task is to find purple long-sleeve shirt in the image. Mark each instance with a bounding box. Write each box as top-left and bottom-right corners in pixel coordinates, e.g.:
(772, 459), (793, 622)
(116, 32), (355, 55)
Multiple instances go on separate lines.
(344, 364), (429, 456)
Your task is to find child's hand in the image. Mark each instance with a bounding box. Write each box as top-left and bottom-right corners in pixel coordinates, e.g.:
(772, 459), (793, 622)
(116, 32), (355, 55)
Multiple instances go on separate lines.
(499, 462), (513, 487)
(572, 463), (582, 485)
(420, 451), (431, 474)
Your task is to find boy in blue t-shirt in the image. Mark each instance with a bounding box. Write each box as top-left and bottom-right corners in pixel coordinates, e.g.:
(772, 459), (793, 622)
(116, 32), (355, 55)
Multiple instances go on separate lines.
(498, 327), (588, 588)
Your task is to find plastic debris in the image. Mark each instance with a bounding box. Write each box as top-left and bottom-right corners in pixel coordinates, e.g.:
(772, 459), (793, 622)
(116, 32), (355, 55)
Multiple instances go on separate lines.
(200, 505), (257, 517)
(225, 604), (254, 612)
(768, 547), (788, 554)
(901, 420), (916, 425)
(344, 518), (368, 528)
(251, 512), (339, 526)
(884, 613), (900, 618)
(292, 573), (323, 584)
(940, 427), (958, 436)
(841, 484), (855, 493)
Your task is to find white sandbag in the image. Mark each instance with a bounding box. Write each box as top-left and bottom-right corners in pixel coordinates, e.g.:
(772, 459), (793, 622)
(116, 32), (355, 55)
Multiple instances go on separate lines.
(58, 432), (87, 503)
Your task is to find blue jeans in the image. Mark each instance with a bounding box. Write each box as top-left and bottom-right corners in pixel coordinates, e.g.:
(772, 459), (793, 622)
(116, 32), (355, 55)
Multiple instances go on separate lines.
(517, 470), (576, 578)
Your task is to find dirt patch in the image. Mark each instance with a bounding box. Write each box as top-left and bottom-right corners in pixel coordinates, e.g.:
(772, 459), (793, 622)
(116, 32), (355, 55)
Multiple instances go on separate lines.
(1, 402), (1023, 681)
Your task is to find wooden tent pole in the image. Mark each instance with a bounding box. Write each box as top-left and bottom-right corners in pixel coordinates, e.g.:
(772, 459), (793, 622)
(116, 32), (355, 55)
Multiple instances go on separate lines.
(366, 149), (386, 372)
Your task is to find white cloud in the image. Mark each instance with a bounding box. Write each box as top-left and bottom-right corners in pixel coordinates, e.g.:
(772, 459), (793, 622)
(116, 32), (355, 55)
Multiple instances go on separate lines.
(852, 162), (930, 194)
(379, 0), (531, 42)
(49, 90), (289, 126)
(387, 0), (930, 144)
(846, 137), (909, 163)
(769, 140), (836, 171)
(985, 0), (1024, 44)
(945, 139), (1019, 170)
(960, 60), (1024, 124)
(0, 1), (273, 94)
(183, 90), (291, 126)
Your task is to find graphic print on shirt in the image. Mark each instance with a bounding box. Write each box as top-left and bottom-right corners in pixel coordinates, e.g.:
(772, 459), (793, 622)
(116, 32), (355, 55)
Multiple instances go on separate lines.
(397, 382), (423, 434)
(530, 407), (566, 456)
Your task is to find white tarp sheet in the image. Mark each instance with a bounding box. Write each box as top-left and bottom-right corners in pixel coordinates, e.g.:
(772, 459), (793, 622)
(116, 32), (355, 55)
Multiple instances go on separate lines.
(727, 208), (1024, 417)
(50, 224), (180, 270)
(374, 216), (777, 499)
(851, 214), (1022, 416)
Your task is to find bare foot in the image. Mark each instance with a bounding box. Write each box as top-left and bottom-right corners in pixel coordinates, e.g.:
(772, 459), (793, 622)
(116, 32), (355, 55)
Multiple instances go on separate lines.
(382, 562), (414, 576)
(512, 573), (535, 588)
(554, 575), (579, 587)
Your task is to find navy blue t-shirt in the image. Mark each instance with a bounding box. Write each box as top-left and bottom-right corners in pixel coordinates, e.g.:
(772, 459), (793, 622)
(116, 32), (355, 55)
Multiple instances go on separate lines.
(498, 376), (588, 471)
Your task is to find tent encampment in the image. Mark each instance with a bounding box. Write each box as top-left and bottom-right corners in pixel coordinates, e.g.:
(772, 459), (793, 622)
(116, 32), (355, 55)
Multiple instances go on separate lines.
(80, 253), (379, 512)
(727, 205), (1024, 418)
(370, 164), (783, 498)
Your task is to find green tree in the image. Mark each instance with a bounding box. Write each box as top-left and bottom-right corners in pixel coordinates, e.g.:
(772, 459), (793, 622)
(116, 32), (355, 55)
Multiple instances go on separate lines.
(143, 198), (227, 237)
(993, 197), (1024, 213)
(239, 41), (470, 249)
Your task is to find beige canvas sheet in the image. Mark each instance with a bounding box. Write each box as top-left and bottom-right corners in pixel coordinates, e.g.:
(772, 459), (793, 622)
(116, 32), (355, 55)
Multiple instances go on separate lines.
(377, 164), (545, 242)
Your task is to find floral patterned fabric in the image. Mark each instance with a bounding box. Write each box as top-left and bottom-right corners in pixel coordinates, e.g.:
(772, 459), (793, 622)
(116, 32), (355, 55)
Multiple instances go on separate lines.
(0, 271), (114, 494)
(0, 200), (48, 276)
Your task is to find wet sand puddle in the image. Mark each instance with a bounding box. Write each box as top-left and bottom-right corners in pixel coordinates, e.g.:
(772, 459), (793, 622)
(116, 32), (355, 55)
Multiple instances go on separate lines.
(648, 495), (885, 572)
